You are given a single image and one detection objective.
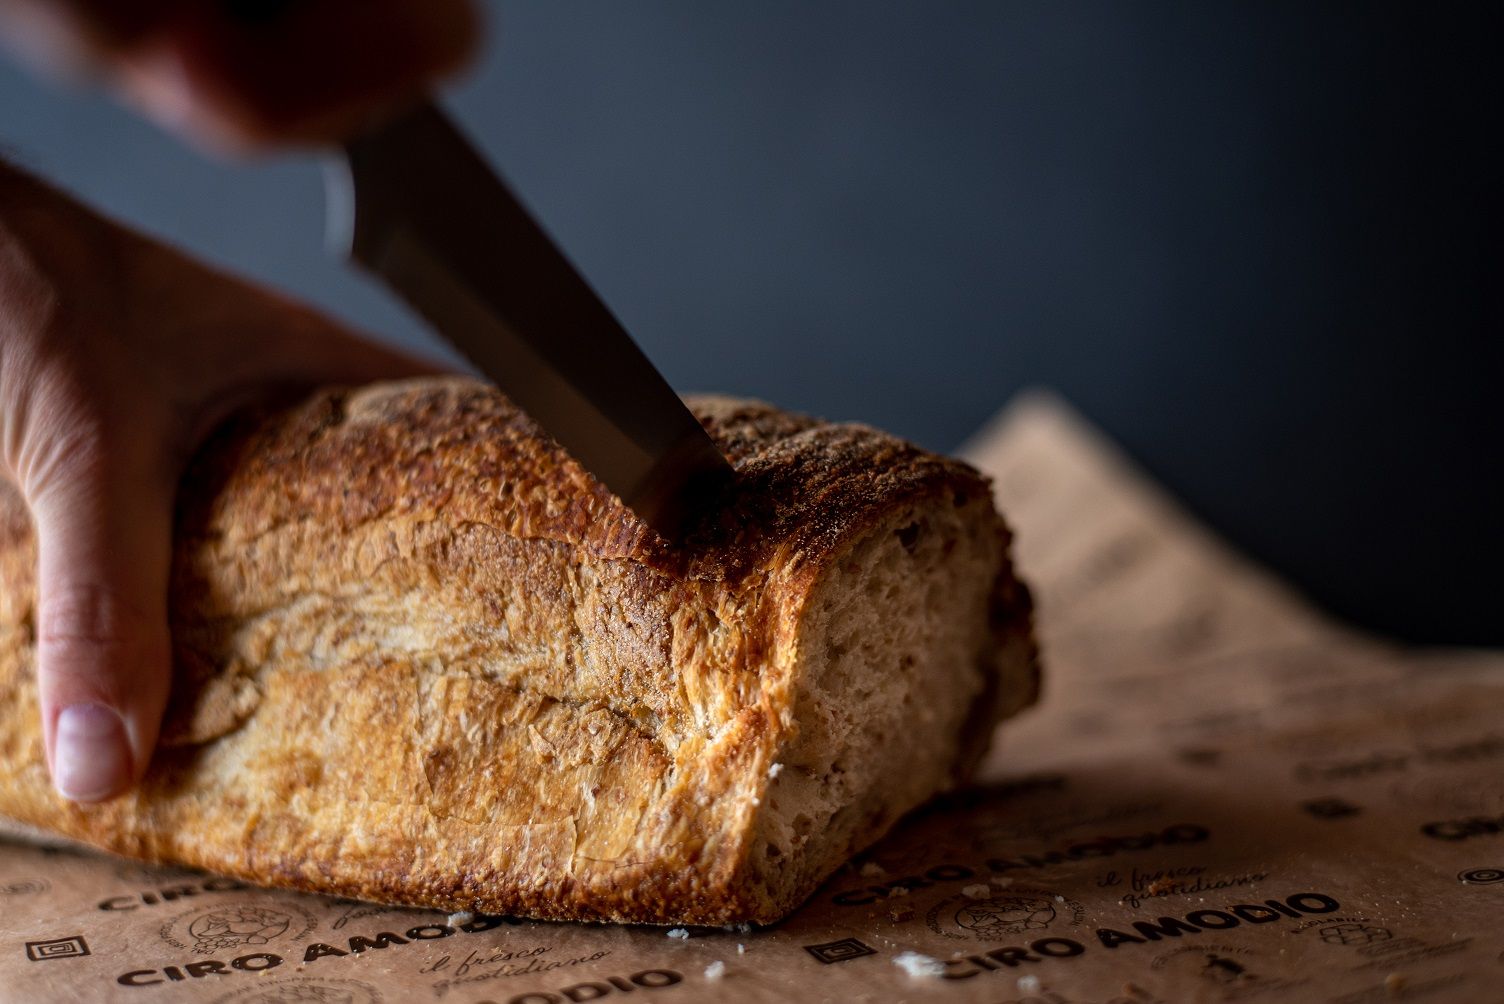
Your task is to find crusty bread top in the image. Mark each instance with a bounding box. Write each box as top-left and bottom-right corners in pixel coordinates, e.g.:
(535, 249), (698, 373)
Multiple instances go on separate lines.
(156, 378), (1019, 752)
(179, 378), (999, 584)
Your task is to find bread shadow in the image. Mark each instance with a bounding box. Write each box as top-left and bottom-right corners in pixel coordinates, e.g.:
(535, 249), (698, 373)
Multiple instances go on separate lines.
(776, 759), (1328, 933)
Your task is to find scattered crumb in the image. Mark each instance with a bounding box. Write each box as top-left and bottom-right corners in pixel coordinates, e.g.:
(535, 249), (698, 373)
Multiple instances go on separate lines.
(888, 907), (915, 923)
(750, 796), (761, 806)
(1146, 877), (1176, 895)
(666, 928), (689, 940)
(962, 884), (993, 899)
(737, 943), (746, 955)
(447, 911), (474, 926)
(1054, 895), (1065, 902)
(1018, 974), (1042, 993)
(767, 762), (784, 779)
(860, 861), (887, 877)
(888, 887), (910, 898)
(705, 961), (726, 981)
(990, 876), (1013, 887)
(893, 951), (945, 978)
(1385, 973), (1407, 996)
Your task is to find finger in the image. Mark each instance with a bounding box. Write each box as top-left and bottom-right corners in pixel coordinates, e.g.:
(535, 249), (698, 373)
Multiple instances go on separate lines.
(119, 0), (482, 150)
(0, 0), (176, 76)
(0, 0), (177, 47)
(29, 446), (173, 803)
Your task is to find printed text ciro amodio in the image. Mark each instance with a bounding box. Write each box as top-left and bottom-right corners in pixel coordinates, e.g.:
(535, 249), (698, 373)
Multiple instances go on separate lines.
(118, 914), (533, 987)
(938, 890), (1341, 982)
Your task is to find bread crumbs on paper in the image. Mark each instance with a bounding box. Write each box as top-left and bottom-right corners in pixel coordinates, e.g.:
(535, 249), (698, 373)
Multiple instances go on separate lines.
(888, 886), (910, 897)
(1018, 974), (1042, 993)
(737, 943), (746, 955)
(962, 884), (992, 899)
(990, 876), (1013, 887)
(767, 762), (784, 779)
(893, 952), (945, 978)
(859, 861), (887, 877)
(666, 928), (689, 939)
(705, 961), (726, 981)
(446, 911), (474, 926)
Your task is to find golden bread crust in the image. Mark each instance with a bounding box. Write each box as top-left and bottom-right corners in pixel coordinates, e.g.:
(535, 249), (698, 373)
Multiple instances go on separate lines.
(0, 376), (1035, 924)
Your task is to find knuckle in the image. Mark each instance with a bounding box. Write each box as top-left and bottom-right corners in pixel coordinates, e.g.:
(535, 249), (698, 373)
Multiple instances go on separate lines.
(20, 427), (107, 502)
(2, 364), (108, 493)
(37, 583), (144, 652)
(33, 583), (169, 707)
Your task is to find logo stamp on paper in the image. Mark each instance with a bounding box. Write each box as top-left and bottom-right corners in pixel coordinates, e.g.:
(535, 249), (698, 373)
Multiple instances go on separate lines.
(25, 935), (90, 961)
(1459, 867), (1504, 884)
(1300, 797), (1361, 820)
(1, 877), (49, 897)
(1319, 923), (1392, 947)
(1151, 943), (1256, 975)
(803, 938), (877, 964)
(1177, 746), (1222, 767)
(1299, 917), (1472, 970)
(925, 887), (1084, 941)
(161, 901), (318, 955)
(1150, 944), (1308, 998)
(1200, 952), (1255, 985)
(212, 977), (384, 1004)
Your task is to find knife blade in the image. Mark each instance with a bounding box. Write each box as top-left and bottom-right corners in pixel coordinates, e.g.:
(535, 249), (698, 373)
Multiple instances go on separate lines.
(324, 99), (732, 539)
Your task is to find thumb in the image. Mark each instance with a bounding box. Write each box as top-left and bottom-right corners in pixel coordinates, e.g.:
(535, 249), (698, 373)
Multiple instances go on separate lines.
(30, 452), (172, 803)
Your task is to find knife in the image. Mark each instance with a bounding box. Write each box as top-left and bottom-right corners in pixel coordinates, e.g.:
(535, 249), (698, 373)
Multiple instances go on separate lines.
(323, 99), (733, 539)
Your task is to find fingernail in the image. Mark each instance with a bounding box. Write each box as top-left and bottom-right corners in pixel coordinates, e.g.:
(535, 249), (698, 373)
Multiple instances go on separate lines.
(54, 704), (132, 802)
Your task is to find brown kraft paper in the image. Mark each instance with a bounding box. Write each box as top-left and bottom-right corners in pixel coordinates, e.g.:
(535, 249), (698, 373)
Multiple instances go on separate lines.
(1, 390), (1500, 1003)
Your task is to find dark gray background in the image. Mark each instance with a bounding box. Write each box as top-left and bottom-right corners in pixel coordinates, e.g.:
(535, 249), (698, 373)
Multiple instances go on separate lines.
(2, 3), (1498, 644)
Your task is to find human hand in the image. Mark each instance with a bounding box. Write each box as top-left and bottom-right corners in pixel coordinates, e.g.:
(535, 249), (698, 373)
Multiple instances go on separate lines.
(0, 0), (479, 150)
(0, 160), (439, 801)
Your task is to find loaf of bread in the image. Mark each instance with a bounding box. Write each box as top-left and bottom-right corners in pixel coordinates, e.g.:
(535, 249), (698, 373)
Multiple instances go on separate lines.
(0, 376), (1037, 925)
